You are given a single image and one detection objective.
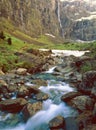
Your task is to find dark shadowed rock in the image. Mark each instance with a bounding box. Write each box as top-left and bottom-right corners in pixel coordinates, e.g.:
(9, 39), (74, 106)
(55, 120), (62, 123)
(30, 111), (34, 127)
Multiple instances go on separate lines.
(78, 71), (96, 94)
(49, 116), (65, 130)
(65, 117), (79, 130)
(83, 124), (96, 130)
(27, 86), (40, 94)
(0, 98), (27, 113)
(0, 80), (8, 94)
(75, 56), (91, 68)
(91, 87), (96, 98)
(76, 111), (93, 130)
(61, 92), (82, 102)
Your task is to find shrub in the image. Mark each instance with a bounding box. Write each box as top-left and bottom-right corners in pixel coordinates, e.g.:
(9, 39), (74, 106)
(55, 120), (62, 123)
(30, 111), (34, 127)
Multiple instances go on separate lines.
(7, 38), (12, 45)
(0, 31), (5, 40)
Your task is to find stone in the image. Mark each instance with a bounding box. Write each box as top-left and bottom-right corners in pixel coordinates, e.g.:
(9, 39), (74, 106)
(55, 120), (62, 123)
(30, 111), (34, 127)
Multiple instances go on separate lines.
(17, 86), (29, 98)
(0, 80), (8, 94)
(91, 87), (96, 98)
(33, 92), (49, 101)
(61, 92), (82, 102)
(27, 86), (40, 94)
(22, 102), (42, 120)
(76, 111), (93, 130)
(16, 68), (27, 75)
(83, 125), (96, 130)
(49, 116), (65, 130)
(69, 96), (94, 112)
(0, 70), (5, 75)
(0, 80), (8, 87)
(0, 98), (27, 113)
(75, 56), (91, 67)
(32, 79), (47, 86)
(78, 71), (96, 94)
(93, 103), (96, 123)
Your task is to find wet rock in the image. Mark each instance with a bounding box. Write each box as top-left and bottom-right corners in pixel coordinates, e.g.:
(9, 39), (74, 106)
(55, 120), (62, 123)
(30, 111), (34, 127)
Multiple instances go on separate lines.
(16, 68), (27, 75)
(0, 80), (8, 94)
(75, 56), (91, 68)
(0, 98), (27, 113)
(61, 92), (82, 102)
(83, 124), (96, 130)
(69, 95), (94, 112)
(0, 79), (8, 87)
(32, 79), (47, 86)
(76, 111), (93, 130)
(91, 87), (96, 98)
(22, 102), (42, 120)
(93, 103), (96, 123)
(7, 85), (18, 93)
(78, 71), (96, 94)
(27, 86), (40, 94)
(49, 116), (65, 130)
(17, 86), (29, 98)
(0, 112), (22, 128)
(54, 66), (62, 73)
(33, 92), (49, 101)
(3, 93), (11, 99)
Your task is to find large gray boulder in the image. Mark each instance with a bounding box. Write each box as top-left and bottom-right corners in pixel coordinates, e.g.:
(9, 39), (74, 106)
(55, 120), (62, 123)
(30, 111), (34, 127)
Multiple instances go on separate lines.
(69, 95), (94, 112)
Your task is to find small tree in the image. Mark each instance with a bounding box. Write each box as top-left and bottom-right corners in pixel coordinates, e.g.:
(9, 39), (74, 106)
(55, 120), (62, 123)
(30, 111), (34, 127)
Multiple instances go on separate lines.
(0, 31), (5, 40)
(7, 38), (12, 45)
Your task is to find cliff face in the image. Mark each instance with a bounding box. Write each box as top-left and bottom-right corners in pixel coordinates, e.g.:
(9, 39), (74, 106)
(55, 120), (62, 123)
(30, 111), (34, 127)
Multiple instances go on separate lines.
(0, 0), (60, 37)
(60, 0), (96, 41)
(0, 0), (96, 41)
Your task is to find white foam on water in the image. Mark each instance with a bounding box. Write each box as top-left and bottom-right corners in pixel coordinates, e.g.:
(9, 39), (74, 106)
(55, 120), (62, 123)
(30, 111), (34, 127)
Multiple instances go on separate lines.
(40, 49), (89, 57)
(39, 80), (75, 97)
(45, 66), (57, 73)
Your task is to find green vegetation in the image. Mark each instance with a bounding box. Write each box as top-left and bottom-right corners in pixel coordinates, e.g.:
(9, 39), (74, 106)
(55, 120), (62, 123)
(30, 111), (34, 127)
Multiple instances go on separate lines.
(0, 28), (96, 73)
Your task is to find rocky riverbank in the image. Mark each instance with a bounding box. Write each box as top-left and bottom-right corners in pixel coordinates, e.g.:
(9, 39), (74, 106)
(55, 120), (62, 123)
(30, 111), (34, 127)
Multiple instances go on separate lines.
(0, 49), (96, 130)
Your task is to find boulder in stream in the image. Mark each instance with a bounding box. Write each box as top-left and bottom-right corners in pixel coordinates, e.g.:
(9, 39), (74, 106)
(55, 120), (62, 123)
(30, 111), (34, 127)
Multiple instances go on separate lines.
(68, 95), (95, 112)
(49, 116), (65, 130)
(16, 68), (27, 75)
(61, 92), (82, 102)
(0, 80), (9, 94)
(0, 98), (27, 113)
(78, 71), (96, 94)
(22, 102), (42, 120)
(33, 92), (49, 101)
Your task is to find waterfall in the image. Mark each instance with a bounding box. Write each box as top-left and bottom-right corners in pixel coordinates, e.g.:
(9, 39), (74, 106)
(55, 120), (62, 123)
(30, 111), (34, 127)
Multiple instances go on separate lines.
(57, 0), (62, 28)
(57, 0), (64, 37)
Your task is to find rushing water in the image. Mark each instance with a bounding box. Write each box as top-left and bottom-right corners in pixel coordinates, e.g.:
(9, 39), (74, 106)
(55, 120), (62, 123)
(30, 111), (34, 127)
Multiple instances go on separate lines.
(0, 68), (78, 130)
(0, 50), (85, 130)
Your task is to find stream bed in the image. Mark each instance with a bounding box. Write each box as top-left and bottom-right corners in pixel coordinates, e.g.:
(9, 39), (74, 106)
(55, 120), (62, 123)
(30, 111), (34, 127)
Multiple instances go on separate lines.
(0, 67), (78, 130)
(0, 50), (87, 130)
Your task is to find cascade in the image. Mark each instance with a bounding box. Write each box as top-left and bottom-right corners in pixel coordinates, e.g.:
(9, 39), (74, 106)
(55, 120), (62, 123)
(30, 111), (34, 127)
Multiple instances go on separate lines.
(57, 0), (64, 37)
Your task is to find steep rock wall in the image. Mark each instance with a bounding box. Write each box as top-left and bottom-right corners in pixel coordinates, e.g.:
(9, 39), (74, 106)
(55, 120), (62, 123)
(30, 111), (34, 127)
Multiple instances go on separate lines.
(0, 0), (60, 37)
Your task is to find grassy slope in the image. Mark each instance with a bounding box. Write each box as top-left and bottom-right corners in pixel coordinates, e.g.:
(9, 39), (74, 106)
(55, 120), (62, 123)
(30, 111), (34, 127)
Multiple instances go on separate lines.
(0, 18), (96, 72)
